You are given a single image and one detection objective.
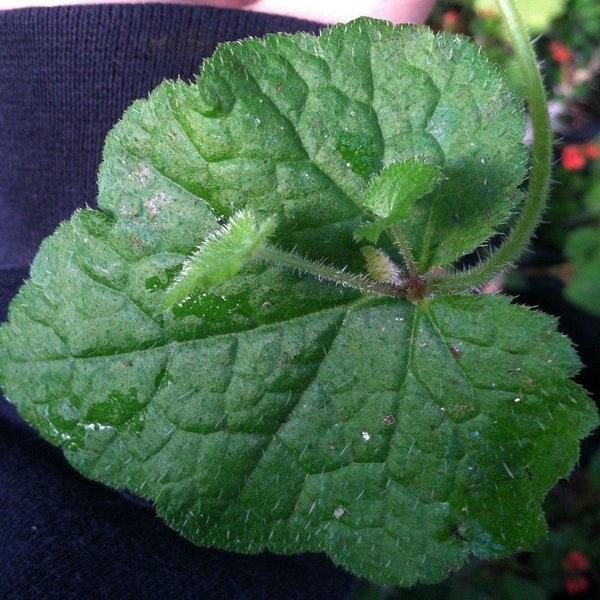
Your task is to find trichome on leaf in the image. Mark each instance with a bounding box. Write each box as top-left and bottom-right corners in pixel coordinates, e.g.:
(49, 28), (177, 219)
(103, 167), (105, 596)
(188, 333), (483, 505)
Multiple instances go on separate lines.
(0, 11), (597, 588)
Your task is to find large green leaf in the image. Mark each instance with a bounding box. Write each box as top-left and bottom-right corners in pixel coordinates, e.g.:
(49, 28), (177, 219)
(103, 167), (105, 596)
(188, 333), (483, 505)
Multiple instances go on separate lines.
(0, 18), (596, 586)
(0, 246), (595, 584)
(96, 18), (526, 273)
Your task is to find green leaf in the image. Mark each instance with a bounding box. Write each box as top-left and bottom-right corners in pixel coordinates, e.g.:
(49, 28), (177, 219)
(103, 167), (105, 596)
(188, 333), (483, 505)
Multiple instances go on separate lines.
(354, 160), (441, 244)
(475, 0), (568, 34)
(95, 18), (526, 273)
(162, 209), (275, 309)
(0, 17), (596, 587)
(1, 268), (596, 585)
(563, 226), (600, 316)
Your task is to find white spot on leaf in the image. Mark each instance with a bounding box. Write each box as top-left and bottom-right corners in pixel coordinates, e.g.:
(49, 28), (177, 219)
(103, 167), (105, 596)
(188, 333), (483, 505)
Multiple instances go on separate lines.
(333, 506), (345, 519)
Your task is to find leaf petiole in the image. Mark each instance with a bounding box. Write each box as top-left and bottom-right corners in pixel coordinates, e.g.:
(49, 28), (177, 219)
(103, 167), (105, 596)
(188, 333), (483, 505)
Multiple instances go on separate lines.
(389, 223), (419, 277)
(255, 244), (399, 297)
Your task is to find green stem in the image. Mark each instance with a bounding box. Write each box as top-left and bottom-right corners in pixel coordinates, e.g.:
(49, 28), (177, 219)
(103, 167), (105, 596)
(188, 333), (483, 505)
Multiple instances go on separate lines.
(256, 244), (397, 297)
(428, 0), (552, 295)
(390, 224), (419, 277)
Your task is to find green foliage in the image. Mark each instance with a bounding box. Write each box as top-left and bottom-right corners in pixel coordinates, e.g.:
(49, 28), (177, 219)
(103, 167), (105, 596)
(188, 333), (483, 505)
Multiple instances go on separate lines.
(379, 443), (600, 599)
(0, 15), (597, 587)
(94, 19), (526, 275)
(161, 209), (275, 309)
(445, 0), (570, 35)
(474, 0), (568, 33)
(435, 1), (600, 318)
(564, 226), (600, 316)
(354, 160), (441, 245)
(557, 152), (600, 316)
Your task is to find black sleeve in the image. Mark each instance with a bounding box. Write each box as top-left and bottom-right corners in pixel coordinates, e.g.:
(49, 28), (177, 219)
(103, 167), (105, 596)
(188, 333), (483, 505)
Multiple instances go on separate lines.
(0, 5), (357, 598)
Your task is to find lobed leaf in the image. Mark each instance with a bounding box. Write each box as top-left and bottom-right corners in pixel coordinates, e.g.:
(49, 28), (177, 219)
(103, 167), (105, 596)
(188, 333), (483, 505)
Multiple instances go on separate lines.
(95, 18), (527, 272)
(0, 251), (596, 585)
(0, 18), (596, 587)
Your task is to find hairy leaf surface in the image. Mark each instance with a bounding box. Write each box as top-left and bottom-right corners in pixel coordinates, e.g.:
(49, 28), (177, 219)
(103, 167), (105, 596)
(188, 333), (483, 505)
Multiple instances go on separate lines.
(0, 18), (596, 586)
(96, 18), (527, 272)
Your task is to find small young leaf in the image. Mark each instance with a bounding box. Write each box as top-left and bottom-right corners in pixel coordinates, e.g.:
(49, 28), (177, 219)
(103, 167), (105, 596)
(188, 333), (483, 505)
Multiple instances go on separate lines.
(355, 159), (441, 243)
(161, 210), (275, 309)
(1, 273), (596, 586)
(361, 246), (402, 284)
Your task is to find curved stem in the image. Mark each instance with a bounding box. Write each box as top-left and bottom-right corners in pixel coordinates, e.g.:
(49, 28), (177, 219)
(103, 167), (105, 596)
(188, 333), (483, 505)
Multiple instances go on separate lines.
(428, 0), (552, 295)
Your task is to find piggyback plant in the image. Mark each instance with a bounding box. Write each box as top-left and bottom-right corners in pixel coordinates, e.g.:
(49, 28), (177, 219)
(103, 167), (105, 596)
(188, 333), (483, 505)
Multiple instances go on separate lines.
(0, 0), (597, 587)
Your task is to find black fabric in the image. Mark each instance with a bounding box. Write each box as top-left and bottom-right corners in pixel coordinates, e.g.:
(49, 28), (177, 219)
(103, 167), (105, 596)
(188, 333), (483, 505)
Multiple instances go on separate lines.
(0, 5), (357, 598)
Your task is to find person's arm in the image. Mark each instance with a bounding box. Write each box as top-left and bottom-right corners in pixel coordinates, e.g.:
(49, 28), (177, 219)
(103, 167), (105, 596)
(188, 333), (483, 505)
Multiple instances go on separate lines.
(245, 0), (436, 24)
(2, 0), (437, 25)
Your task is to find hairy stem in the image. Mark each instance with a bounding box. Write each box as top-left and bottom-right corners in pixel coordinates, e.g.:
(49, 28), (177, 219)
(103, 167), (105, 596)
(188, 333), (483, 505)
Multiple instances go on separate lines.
(389, 224), (420, 277)
(256, 244), (397, 297)
(428, 0), (552, 295)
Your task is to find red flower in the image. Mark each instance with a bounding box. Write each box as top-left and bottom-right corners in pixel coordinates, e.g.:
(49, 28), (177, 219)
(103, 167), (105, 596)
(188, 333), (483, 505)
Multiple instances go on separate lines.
(550, 40), (573, 64)
(563, 550), (590, 574)
(583, 142), (600, 161)
(562, 145), (587, 171)
(565, 575), (590, 595)
(442, 10), (461, 31)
